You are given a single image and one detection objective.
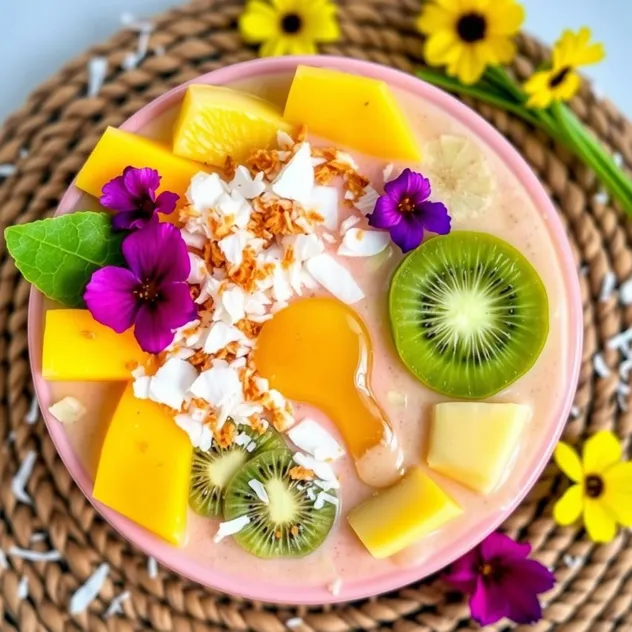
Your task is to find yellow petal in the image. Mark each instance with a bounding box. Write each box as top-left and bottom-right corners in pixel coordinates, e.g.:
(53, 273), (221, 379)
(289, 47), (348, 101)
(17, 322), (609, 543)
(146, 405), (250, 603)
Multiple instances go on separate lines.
(554, 71), (582, 102)
(524, 69), (553, 94)
(554, 441), (584, 482)
(553, 484), (584, 525)
(259, 37), (290, 57)
(484, 35), (516, 64)
(287, 38), (318, 55)
(553, 27), (605, 69)
(417, 4), (454, 34)
(240, 1), (280, 43)
(424, 32), (462, 67)
(526, 91), (553, 110)
(583, 431), (622, 475)
(487, 0), (525, 35)
(449, 46), (487, 85)
(604, 461), (632, 494)
(304, 5), (340, 42)
(584, 499), (618, 543)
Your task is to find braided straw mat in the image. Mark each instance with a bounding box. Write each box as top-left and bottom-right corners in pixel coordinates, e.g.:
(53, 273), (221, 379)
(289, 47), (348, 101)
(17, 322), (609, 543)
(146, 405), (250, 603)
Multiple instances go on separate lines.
(1, 0), (632, 630)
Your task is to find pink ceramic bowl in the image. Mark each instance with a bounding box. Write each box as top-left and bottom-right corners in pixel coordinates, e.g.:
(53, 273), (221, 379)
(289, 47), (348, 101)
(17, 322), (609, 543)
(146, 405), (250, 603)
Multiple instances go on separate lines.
(28, 56), (583, 605)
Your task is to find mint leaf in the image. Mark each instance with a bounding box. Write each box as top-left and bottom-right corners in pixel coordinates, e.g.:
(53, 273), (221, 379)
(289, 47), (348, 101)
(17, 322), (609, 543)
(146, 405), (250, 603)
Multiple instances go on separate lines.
(5, 211), (125, 307)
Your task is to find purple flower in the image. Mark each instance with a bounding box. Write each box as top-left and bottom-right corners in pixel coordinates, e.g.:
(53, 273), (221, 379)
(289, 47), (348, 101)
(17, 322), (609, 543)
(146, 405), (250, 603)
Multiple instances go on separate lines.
(84, 221), (197, 353)
(368, 168), (451, 252)
(100, 166), (180, 231)
(444, 532), (555, 626)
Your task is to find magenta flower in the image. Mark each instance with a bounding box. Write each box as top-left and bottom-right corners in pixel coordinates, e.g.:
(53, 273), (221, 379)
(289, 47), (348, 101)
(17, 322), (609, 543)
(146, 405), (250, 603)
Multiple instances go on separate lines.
(444, 532), (555, 626)
(100, 166), (179, 231)
(84, 222), (196, 353)
(368, 168), (451, 252)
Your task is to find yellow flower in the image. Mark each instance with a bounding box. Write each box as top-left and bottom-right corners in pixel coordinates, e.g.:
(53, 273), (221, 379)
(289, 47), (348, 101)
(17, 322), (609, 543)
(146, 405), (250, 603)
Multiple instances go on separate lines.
(554, 431), (632, 543)
(417, 0), (525, 85)
(239, 0), (340, 57)
(524, 27), (605, 109)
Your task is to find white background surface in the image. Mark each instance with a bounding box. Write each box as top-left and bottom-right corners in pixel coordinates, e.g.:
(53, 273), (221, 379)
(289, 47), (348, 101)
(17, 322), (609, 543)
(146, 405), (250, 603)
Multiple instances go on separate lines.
(0, 0), (630, 123)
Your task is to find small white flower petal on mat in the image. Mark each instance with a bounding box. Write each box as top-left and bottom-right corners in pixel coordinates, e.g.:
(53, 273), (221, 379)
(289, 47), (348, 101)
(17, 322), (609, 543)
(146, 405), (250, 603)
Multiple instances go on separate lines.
(593, 352), (610, 378)
(305, 254), (365, 304)
(149, 359), (198, 411)
(620, 278), (632, 305)
(187, 172), (227, 211)
(230, 166), (266, 199)
(174, 414), (213, 451)
(104, 590), (131, 619)
(339, 216), (361, 235)
(569, 406), (581, 419)
(48, 397), (86, 425)
(9, 547), (62, 562)
(277, 130), (294, 149)
(354, 186), (380, 215)
(248, 480), (269, 503)
(190, 363), (243, 408)
(219, 230), (252, 267)
(272, 142), (314, 205)
(87, 56), (108, 97)
(310, 186), (339, 230)
(187, 253), (208, 285)
(293, 452), (337, 482)
(0, 164), (18, 178)
(24, 396), (39, 424)
(69, 563), (110, 615)
(204, 322), (246, 355)
(288, 419), (344, 461)
(147, 556), (158, 579)
(338, 228), (390, 257)
(11, 450), (37, 504)
(600, 272), (617, 302)
(17, 576), (29, 600)
(563, 554), (583, 569)
(214, 516), (250, 543)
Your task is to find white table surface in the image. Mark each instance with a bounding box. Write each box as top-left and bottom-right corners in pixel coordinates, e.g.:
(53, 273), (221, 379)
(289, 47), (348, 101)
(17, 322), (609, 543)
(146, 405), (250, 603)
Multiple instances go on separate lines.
(0, 0), (630, 123)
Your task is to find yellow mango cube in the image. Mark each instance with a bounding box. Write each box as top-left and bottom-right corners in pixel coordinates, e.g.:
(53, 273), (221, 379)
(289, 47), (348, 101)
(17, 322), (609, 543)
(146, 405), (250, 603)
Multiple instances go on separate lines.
(173, 85), (293, 166)
(347, 468), (461, 558)
(42, 310), (147, 381)
(428, 402), (530, 494)
(75, 126), (204, 200)
(284, 65), (422, 162)
(93, 384), (193, 545)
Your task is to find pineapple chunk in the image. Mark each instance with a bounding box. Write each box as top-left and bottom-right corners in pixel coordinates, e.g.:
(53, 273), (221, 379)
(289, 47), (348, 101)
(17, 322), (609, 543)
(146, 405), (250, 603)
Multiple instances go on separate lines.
(42, 310), (147, 381)
(93, 384), (193, 545)
(428, 402), (530, 494)
(284, 65), (421, 162)
(75, 126), (204, 200)
(172, 85), (293, 166)
(347, 468), (461, 559)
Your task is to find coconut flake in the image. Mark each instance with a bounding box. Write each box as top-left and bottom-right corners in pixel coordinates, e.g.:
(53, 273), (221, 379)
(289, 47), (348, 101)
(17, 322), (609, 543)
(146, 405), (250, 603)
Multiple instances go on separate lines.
(11, 451), (37, 504)
(322, 233), (337, 244)
(354, 186), (380, 214)
(190, 363), (243, 407)
(277, 130), (294, 149)
(246, 441), (257, 453)
(305, 254), (365, 304)
(219, 230), (252, 267)
(9, 547), (62, 562)
(569, 406), (581, 419)
(306, 487), (317, 501)
(614, 152), (624, 168)
(0, 550), (7, 570)
(593, 190), (609, 205)
(288, 419), (344, 461)
(314, 478), (340, 491)
(386, 391), (408, 407)
(215, 285), (246, 324)
(48, 397), (86, 425)
(0, 164), (17, 177)
(286, 617), (304, 629)
(230, 166), (266, 199)
(293, 452), (337, 482)
(593, 352), (610, 378)
(17, 576), (29, 600)
(563, 554), (583, 569)
(248, 479), (269, 503)
(181, 229), (207, 250)
(214, 516), (250, 543)
(620, 279), (632, 305)
(187, 253), (208, 285)
(104, 591), (130, 619)
(174, 414), (213, 451)
(87, 57), (108, 97)
(608, 328), (632, 351)
(30, 532), (47, 543)
(148, 359), (198, 411)
(147, 556), (158, 579)
(339, 216), (361, 235)
(600, 272), (617, 301)
(314, 491), (339, 510)
(69, 563), (110, 615)
(328, 578), (343, 596)
(204, 322), (247, 355)
(272, 142), (314, 205)
(310, 186), (339, 230)
(187, 172), (227, 211)
(216, 190), (253, 229)
(25, 396), (39, 424)
(338, 228), (390, 257)
(132, 375), (151, 400)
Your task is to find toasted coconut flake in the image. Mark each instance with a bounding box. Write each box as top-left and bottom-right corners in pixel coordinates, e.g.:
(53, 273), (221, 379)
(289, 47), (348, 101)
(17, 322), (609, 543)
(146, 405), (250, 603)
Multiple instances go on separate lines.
(277, 130), (295, 149)
(190, 363), (243, 407)
(214, 516), (250, 543)
(11, 450), (37, 505)
(309, 186), (339, 230)
(70, 563), (110, 615)
(49, 396), (86, 425)
(289, 466), (315, 481)
(338, 228), (389, 257)
(305, 254), (365, 304)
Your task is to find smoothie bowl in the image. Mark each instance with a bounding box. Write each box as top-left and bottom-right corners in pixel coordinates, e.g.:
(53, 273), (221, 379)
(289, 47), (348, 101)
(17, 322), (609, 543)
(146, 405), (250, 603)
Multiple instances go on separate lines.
(16, 56), (582, 604)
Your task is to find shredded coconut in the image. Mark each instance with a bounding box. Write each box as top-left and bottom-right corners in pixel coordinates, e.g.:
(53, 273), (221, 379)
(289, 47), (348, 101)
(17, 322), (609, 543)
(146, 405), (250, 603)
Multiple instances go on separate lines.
(9, 547), (61, 562)
(17, 576), (29, 600)
(314, 491), (339, 510)
(24, 396), (39, 424)
(214, 516), (250, 543)
(11, 450), (37, 504)
(607, 328), (632, 350)
(0, 164), (18, 177)
(600, 272), (617, 301)
(87, 57), (108, 97)
(69, 563), (110, 615)
(620, 279), (632, 305)
(286, 617), (304, 629)
(593, 352), (611, 378)
(248, 479), (269, 503)
(30, 532), (47, 543)
(104, 590), (131, 619)
(328, 578), (343, 596)
(147, 556), (158, 579)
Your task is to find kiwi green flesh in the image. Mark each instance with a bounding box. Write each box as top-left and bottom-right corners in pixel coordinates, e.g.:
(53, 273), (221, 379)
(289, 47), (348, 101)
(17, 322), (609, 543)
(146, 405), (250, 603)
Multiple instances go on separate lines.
(189, 426), (288, 517)
(223, 450), (336, 559)
(389, 231), (549, 399)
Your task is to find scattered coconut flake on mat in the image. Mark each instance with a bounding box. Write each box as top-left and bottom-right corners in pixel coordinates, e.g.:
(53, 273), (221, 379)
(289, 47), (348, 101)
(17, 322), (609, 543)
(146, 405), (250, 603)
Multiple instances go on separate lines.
(600, 272), (617, 301)
(30, 532), (47, 543)
(0, 164), (17, 178)
(607, 328), (632, 350)
(620, 279), (632, 305)
(286, 617), (303, 629)
(621, 358), (632, 382)
(214, 516), (250, 543)
(48, 397), (86, 425)
(569, 406), (581, 419)
(593, 352), (610, 378)
(0, 550), (7, 570)
(147, 556), (158, 579)
(614, 152), (624, 168)
(19, 148), (29, 159)
(328, 578), (343, 596)
(87, 57), (108, 97)
(9, 547), (62, 562)
(593, 190), (609, 205)
(104, 590), (130, 619)
(11, 450), (37, 504)
(563, 554), (583, 568)
(387, 390), (408, 407)
(153, 45), (166, 56)
(24, 396), (39, 424)
(70, 563), (110, 615)
(248, 479), (269, 503)
(17, 576), (29, 600)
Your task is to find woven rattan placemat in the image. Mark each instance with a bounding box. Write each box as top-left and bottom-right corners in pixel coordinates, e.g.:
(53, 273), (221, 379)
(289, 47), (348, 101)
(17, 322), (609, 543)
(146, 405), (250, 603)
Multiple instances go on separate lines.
(1, 0), (632, 629)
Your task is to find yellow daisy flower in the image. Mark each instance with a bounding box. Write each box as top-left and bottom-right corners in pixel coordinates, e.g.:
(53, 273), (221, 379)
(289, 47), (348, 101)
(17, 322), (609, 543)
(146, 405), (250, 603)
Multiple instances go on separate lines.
(417, 0), (525, 85)
(239, 0), (340, 57)
(524, 27), (605, 109)
(554, 431), (632, 543)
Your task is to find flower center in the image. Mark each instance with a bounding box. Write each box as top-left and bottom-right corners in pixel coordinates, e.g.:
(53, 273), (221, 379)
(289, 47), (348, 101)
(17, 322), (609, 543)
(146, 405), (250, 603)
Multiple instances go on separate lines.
(456, 13), (487, 43)
(135, 280), (161, 304)
(585, 474), (605, 498)
(140, 198), (156, 214)
(549, 66), (571, 88)
(480, 560), (503, 582)
(398, 196), (416, 213)
(281, 13), (303, 34)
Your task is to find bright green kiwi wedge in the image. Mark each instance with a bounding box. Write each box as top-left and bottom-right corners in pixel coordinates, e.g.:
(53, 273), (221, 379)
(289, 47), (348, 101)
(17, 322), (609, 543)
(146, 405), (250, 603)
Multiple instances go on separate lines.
(189, 426), (286, 517)
(389, 231), (549, 399)
(223, 450), (337, 558)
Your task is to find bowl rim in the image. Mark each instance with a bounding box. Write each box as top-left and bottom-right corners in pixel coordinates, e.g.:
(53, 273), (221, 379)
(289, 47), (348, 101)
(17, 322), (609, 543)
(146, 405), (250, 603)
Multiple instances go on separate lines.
(28, 55), (583, 605)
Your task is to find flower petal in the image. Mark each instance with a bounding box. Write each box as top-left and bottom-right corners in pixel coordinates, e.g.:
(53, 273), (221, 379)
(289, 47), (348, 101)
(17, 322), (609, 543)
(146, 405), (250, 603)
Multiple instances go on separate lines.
(487, 0), (525, 35)
(449, 46), (486, 85)
(84, 266), (139, 333)
(555, 71), (582, 102)
(383, 169), (412, 200)
(417, 3), (454, 34)
(419, 201), (451, 235)
(260, 37), (290, 57)
(389, 215), (424, 253)
(100, 174), (136, 212)
(583, 431), (622, 475)
(123, 222), (191, 284)
(584, 499), (618, 543)
(509, 558), (556, 594)
(553, 484), (584, 525)
(443, 548), (480, 593)
(603, 462), (632, 527)
(154, 190), (179, 216)
(240, 0), (279, 43)
(469, 576), (508, 626)
(368, 195), (402, 229)
(480, 532), (531, 561)
(501, 578), (545, 625)
(603, 461), (632, 494)
(123, 166), (160, 199)
(424, 32), (461, 67)
(554, 441), (584, 482)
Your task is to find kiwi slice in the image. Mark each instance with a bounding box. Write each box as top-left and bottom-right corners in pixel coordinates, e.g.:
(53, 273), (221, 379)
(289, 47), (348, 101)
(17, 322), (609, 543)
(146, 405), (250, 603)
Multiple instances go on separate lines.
(223, 450), (337, 558)
(389, 231), (549, 399)
(189, 426), (286, 517)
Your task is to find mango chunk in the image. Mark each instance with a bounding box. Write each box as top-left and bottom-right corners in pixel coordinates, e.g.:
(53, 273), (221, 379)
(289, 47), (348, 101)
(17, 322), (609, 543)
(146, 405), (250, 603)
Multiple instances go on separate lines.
(284, 65), (421, 162)
(173, 85), (293, 166)
(347, 468), (461, 558)
(42, 310), (146, 381)
(75, 126), (204, 200)
(93, 384), (193, 545)
(428, 402), (530, 494)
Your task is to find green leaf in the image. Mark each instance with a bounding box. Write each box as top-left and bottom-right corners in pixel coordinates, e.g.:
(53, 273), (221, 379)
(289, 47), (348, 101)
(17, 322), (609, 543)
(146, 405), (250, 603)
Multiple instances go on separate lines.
(5, 211), (125, 307)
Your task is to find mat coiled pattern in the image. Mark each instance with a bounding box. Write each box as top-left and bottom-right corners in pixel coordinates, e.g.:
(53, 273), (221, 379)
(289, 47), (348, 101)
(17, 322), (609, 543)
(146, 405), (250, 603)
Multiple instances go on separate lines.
(1, 0), (632, 630)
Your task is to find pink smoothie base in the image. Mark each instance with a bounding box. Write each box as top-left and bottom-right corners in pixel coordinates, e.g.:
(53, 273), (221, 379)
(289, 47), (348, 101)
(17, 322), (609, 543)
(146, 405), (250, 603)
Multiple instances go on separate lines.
(28, 56), (583, 605)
